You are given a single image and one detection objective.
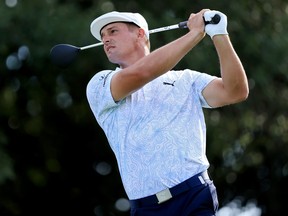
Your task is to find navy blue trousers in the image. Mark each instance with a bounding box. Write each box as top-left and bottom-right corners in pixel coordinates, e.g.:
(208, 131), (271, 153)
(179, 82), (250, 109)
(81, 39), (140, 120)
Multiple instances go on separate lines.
(130, 180), (218, 216)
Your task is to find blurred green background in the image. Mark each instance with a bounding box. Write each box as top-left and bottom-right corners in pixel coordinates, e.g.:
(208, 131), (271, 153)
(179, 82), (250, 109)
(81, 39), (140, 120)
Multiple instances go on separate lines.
(1, 0), (288, 215)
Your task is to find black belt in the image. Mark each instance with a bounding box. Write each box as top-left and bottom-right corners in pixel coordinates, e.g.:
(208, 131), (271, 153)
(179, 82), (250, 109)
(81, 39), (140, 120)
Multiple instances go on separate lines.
(129, 171), (210, 208)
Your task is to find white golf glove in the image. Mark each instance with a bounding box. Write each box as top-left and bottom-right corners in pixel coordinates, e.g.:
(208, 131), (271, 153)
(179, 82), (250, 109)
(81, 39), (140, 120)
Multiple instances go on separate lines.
(204, 10), (228, 39)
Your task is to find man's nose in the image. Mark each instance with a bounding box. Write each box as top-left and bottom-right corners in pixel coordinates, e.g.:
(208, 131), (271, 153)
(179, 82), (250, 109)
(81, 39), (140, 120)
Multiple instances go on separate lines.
(102, 35), (110, 44)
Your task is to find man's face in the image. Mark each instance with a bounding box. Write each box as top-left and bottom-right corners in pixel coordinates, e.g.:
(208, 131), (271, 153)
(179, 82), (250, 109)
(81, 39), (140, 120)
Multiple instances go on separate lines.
(100, 22), (139, 64)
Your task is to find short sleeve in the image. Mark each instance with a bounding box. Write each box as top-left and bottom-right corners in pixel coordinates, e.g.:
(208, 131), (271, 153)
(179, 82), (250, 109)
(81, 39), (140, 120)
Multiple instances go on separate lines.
(86, 69), (119, 125)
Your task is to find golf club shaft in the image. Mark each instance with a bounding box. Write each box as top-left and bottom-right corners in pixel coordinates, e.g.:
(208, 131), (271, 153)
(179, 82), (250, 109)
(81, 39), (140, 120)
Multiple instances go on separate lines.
(148, 21), (187, 34)
(80, 42), (104, 50)
(79, 21), (188, 50)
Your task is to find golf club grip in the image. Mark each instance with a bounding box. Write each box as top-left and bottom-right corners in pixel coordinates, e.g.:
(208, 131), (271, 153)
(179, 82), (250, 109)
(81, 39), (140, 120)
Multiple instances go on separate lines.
(178, 14), (221, 28)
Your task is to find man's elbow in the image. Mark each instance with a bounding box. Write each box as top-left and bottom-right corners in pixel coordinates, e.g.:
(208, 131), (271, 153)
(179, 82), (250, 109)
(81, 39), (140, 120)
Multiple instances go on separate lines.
(234, 86), (249, 103)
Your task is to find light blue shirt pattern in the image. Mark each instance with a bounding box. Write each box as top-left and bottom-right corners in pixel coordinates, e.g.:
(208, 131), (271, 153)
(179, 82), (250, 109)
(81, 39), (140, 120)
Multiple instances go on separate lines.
(86, 68), (216, 199)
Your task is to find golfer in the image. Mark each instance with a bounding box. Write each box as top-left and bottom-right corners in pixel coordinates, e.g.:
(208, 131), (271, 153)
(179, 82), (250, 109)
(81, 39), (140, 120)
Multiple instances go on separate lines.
(86, 9), (249, 216)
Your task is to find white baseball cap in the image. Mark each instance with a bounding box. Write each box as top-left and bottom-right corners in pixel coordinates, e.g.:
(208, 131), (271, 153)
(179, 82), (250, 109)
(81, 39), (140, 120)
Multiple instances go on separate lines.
(90, 11), (149, 41)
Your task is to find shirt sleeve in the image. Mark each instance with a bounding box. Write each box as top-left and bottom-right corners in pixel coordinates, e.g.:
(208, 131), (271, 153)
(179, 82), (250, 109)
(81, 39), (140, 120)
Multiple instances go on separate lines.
(86, 69), (119, 125)
(184, 69), (217, 108)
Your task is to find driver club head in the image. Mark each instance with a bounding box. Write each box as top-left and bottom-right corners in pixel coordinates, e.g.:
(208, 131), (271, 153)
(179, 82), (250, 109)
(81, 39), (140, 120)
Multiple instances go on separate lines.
(50, 44), (80, 68)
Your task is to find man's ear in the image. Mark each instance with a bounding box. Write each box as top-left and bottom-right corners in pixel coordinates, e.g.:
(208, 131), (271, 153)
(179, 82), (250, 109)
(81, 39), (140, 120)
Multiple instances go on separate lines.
(138, 28), (146, 38)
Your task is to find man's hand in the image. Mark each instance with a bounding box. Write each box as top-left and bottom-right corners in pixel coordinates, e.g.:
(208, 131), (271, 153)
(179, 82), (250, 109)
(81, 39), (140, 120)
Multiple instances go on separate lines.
(204, 11), (228, 39)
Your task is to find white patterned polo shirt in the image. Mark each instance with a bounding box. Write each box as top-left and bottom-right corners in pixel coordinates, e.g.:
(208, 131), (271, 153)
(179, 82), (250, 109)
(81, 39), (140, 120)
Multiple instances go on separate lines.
(86, 67), (216, 199)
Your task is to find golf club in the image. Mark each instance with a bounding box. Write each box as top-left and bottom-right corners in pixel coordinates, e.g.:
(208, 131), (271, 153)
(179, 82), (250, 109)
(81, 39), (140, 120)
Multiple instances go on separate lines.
(50, 14), (220, 68)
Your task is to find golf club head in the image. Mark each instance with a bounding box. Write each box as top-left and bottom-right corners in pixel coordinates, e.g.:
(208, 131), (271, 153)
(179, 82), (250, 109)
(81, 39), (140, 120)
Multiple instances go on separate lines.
(50, 44), (80, 68)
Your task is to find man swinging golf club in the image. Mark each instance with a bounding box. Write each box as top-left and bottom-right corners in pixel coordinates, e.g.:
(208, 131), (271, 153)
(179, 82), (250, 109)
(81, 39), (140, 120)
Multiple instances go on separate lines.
(86, 9), (249, 216)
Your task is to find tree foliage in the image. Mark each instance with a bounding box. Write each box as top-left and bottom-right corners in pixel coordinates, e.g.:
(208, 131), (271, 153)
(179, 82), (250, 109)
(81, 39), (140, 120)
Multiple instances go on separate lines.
(1, 0), (288, 215)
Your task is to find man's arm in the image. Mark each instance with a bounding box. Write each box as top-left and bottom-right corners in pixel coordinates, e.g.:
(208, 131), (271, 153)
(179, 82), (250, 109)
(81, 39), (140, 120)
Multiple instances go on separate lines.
(110, 9), (209, 102)
(202, 11), (249, 108)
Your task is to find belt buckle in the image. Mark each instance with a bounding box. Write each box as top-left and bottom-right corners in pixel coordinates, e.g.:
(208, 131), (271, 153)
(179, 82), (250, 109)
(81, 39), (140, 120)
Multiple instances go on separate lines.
(156, 188), (172, 204)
